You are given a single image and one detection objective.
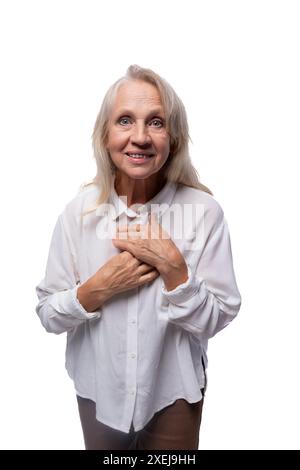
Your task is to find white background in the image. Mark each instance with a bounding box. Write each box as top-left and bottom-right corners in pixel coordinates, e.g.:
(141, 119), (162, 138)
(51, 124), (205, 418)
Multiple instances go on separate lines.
(0, 0), (299, 450)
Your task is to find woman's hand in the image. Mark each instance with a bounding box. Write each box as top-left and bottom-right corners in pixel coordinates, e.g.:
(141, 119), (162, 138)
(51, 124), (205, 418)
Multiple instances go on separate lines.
(77, 251), (159, 312)
(112, 214), (188, 291)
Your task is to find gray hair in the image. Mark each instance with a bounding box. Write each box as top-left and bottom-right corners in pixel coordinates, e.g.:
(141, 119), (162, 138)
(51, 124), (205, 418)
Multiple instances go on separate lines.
(82, 64), (212, 215)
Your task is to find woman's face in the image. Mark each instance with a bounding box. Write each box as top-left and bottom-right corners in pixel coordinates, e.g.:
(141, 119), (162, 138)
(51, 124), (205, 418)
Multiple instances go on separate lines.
(106, 80), (170, 181)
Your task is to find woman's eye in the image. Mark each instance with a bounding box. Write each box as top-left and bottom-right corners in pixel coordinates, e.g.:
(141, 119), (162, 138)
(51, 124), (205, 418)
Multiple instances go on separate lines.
(118, 117), (131, 125)
(118, 117), (163, 127)
(150, 119), (163, 128)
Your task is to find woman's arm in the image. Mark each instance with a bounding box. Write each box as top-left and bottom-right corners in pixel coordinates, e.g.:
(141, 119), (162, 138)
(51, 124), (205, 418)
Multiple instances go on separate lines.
(35, 214), (103, 335)
(76, 252), (159, 312)
(160, 216), (242, 341)
(36, 214), (159, 334)
(76, 280), (109, 313)
(112, 209), (241, 341)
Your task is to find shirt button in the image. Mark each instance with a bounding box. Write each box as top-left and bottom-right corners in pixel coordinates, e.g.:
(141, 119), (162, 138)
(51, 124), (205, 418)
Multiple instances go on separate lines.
(130, 390), (135, 395)
(131, 319), (136, 324)
(130, 353), (136, 359)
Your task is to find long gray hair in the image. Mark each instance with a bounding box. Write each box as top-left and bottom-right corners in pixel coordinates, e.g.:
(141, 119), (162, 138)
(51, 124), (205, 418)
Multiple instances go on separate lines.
(82, 65), (212, 215)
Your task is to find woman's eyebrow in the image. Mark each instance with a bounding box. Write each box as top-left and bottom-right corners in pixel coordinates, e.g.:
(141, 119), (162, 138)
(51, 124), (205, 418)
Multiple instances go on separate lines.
(116, 108), (165, 117)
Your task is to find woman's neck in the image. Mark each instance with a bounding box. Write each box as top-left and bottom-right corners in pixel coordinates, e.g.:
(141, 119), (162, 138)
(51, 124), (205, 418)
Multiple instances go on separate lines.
(114, 172), (167, 207)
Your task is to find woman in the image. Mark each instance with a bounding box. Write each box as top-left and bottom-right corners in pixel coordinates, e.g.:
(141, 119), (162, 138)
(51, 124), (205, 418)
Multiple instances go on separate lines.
(36, 65), (241, 450)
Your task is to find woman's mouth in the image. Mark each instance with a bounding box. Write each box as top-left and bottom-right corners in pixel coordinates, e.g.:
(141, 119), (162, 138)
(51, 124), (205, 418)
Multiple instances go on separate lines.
(125, 152), (155, 164)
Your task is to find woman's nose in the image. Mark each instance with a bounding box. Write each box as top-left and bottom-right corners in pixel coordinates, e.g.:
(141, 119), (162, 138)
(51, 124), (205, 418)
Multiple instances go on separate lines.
(130, 121), (151, 145)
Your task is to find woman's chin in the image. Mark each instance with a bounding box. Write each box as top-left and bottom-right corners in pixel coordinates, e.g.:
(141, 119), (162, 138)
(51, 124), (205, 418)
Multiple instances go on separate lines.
(117, 167), (156, 180)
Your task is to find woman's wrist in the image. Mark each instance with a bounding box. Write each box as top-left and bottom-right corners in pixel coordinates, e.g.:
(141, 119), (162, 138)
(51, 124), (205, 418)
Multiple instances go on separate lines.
(77, 277), (112, 313)
(158, 255), (189, 291)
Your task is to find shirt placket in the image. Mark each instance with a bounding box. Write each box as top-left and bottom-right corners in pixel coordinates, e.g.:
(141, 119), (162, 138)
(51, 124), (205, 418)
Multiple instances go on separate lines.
(121, 212), (143, 429)
(123, 284), (139, 429)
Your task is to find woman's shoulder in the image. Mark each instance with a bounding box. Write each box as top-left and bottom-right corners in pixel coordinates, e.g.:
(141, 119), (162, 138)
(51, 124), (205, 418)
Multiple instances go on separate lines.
(61, 182), (100, 222)
(175, 183), (224, 225)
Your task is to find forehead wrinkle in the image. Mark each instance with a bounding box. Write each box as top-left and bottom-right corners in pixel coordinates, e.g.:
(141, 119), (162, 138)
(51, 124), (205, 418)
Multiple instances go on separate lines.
(113, 97), (164, 117)
(114, 82), (162, 104)
(110, 81), (166, 120)
(116, 95), (161, 107)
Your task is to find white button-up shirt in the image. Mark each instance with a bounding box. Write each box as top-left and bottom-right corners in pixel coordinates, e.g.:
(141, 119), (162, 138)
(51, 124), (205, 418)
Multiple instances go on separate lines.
(36, 180), (241, 433)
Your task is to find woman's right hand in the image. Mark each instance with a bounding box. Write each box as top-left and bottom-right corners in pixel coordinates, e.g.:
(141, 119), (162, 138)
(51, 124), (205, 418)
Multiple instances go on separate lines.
(77, 251), (159, 312)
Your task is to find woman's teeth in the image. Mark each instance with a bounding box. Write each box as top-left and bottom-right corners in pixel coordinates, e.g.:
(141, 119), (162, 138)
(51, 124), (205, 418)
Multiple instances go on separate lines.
(126, 153), (153, 159)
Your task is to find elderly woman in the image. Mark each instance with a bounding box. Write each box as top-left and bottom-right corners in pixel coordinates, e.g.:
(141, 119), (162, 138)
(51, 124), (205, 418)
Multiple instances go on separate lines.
(36, 65), (241, 450)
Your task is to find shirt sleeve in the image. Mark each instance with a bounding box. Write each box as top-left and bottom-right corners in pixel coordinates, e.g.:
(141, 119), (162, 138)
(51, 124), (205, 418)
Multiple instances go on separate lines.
(161, 217), (241, 341)
(35, 213), (102, 334)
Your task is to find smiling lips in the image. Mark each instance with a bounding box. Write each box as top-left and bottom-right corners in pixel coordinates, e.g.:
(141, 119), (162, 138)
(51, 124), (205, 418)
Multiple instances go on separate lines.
(125, 152), (155, 163)
(126, 152), (154, 158)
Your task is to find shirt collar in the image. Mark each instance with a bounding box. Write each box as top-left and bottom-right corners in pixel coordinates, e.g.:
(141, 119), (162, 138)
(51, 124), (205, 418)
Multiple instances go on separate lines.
(109, 177), (177, 222)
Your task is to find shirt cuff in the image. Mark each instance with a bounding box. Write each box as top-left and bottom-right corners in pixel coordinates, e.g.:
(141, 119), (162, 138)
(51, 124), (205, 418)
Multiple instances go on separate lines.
(49, 286), (102, 321)
(71, 285), (102, 320)
(161, 263), (200, 304)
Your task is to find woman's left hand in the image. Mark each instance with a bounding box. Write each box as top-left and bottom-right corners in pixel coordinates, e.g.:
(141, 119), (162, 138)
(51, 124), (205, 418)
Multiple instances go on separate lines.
(112, 213), (189, 291)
